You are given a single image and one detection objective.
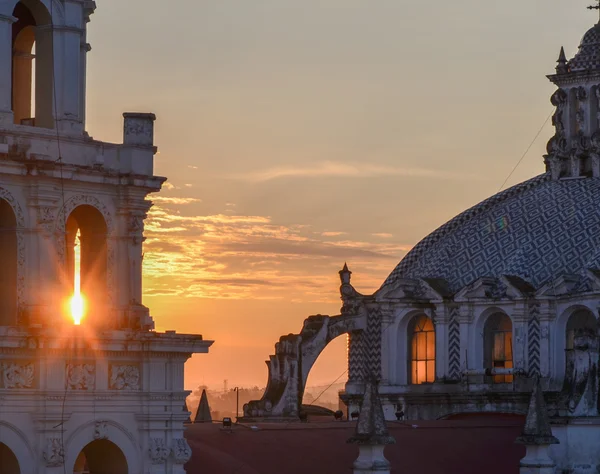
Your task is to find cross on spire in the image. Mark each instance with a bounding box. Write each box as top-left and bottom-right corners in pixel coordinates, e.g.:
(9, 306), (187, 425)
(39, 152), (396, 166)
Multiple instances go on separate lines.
(588, 0), (600, 22)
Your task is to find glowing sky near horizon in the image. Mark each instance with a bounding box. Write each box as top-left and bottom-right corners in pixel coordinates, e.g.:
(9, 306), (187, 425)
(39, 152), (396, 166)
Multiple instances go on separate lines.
(84, 0), (594, 390)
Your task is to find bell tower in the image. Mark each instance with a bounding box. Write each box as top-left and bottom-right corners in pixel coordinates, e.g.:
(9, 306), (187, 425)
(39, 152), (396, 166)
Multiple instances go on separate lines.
(0, 0), (93, 132)
(0, 2), (212, 473)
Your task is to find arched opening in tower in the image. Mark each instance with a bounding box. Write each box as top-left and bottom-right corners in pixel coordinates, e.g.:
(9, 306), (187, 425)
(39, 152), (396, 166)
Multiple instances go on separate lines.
(73, 439), (128, 474)
(65, 205), (108, 328)
(11, 0), (53, 128)
(0, 199), (17, 326)
(0, 443), (20, 474)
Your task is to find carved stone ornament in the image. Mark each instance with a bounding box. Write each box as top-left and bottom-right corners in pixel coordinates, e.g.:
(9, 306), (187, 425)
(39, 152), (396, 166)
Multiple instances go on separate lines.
(37, 206), (56, 233)
(43, 438), (64, 467)
(66, 363), (95, 390)
(171, 438), (192, 464)
(550, 88), (567, 107)
(2, 362), (34, 388)
(94, 421), (109, 440)
(128, 214), (145, 244)
(149, 438), (169, 465)
(128, 215), (144, 234)
(109, 365), (140, 391)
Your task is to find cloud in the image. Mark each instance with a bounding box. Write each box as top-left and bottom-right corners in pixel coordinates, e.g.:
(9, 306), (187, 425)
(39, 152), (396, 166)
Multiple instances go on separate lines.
(232, 161), (471, 182)
(162, 182), (175, 190)
(151, 196), (202, 205)
(216, 239), (395, 260)
(372, 233), (393, 238)
(141, 197), (406, 301)
(193, 278), (282, 287)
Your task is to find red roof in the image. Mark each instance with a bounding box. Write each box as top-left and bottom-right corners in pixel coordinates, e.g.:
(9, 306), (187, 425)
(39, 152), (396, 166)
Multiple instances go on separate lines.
(185, 414), (525, 474)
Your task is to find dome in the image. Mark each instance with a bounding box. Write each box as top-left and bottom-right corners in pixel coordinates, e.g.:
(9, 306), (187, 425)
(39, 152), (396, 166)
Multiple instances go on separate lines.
(569, 23), (600, 71)
(381, 174), (600, 293)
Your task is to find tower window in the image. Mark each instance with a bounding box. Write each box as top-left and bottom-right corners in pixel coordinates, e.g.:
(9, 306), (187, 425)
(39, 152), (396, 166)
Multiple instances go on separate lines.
(11, 1), (53, 128)
(65, 206), (108, 327)
(409, 315), (435, 384)
(0, 199), (17, 326)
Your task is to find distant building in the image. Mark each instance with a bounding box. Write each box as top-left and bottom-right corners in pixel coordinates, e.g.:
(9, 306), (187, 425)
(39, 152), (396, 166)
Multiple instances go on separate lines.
(0, 1), (212, 473)
(245, 16), (600, 473)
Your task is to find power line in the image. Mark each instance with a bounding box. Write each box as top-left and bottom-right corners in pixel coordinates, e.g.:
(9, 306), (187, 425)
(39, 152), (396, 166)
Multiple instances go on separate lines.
(498, 110), (553, 192)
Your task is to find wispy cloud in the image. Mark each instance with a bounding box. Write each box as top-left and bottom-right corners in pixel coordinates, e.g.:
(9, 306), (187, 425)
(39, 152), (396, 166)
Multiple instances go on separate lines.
(142, 196), (409, 301)
(151, 196), (202, 205)
(233, 161), (472, 182)
(372, 233), (393, 238)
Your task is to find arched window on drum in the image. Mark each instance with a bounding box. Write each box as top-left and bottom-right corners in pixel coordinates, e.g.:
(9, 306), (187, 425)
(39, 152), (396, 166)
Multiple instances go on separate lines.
(566, 309), (596, 351)
(408, 315), (435, 384)
(484, 313), (513, 383)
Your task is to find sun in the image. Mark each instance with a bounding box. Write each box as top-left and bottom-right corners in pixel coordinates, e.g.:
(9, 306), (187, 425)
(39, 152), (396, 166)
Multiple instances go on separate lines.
(70, 229), (86, 325)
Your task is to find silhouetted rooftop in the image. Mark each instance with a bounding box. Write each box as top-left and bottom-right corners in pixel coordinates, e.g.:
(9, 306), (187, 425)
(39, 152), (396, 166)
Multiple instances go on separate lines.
(184, 414), (525, 474)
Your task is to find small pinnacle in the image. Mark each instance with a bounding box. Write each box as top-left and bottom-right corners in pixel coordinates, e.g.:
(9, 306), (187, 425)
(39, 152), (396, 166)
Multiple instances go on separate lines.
(556, 46), (568, 74)
(558, 47), (566, 63)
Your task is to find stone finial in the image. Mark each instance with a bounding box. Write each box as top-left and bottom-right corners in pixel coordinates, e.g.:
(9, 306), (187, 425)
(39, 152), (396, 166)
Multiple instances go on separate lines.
(348, 379), (395, 446)
(556, 46), (568, 74)
(194, 389), (212, 423)
(516, 377), (559, 446)
(348, 380), (395, 474)
(123, 112), (156, 147)
(339, 262), (352, 285)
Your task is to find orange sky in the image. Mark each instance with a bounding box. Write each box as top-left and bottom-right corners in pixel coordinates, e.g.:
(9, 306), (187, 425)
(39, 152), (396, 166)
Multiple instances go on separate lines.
(82, 1), (596, 391)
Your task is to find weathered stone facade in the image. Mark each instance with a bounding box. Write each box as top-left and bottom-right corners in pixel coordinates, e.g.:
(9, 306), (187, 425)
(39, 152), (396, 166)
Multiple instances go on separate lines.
(0, 0), (212, 472)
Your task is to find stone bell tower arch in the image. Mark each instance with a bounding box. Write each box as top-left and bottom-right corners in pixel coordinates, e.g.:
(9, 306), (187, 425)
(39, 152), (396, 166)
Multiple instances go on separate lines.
(0, 2), (212, 473)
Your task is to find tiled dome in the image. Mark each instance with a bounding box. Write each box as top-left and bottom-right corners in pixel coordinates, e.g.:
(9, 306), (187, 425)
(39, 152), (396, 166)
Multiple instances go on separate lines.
(381, 175), (600, 293)
(569, 23), (600, 71)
